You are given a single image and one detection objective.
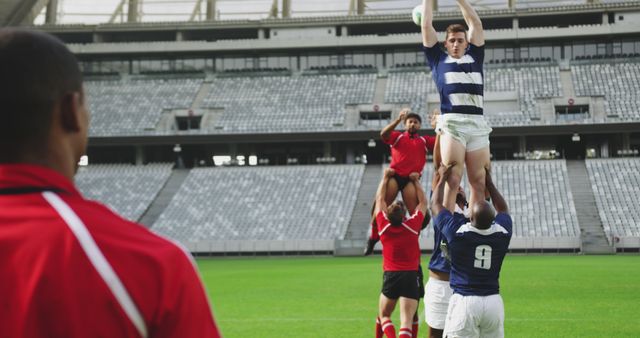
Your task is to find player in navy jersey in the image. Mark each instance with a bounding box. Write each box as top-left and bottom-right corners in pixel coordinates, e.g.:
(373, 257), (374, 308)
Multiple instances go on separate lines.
(425, 190), (468, 337)
(421, 0), (493, 218)
(425, 135), (468, 338)
(432, 165), (512, 338)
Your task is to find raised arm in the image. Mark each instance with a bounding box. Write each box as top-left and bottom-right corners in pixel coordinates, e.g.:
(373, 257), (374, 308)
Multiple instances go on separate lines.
(456, 0), (484, 47)
(431, 163), (454, 216)
(380, 109), (408, 142)
(422, 0), (438, 47)
(410, 172), (429, 216)
(485, 168), (508, 214)
(374, 168), (394, 214)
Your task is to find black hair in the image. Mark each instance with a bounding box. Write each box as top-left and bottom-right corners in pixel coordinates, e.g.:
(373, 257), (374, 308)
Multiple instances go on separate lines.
(405, 112), (422, 123)
(0, 29), (83, 160)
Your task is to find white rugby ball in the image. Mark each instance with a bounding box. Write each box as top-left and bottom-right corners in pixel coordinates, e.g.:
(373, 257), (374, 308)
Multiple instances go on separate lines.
(412, 5), (422, 26)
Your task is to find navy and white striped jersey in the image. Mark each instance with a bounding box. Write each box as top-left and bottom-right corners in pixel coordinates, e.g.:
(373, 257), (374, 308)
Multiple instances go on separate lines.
(433, 209), (512, 296)
(423, 43), (485, 115)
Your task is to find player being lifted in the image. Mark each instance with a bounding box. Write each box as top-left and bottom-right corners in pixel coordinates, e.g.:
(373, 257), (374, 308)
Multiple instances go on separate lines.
(432, 164), (512, 338)
(373, 168), (428, 338)
(422, 0), (493, 213)
(364, 108), (436, 256)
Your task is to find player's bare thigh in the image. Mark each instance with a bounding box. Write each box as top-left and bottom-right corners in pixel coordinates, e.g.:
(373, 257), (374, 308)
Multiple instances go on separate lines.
(439, 133), (465, 211)
(465, 145), (491, 207)
(400, 180), (418, 214)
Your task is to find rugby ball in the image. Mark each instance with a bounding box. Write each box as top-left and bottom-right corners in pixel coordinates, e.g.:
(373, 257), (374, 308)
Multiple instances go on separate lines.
(412, 5), (422, 26)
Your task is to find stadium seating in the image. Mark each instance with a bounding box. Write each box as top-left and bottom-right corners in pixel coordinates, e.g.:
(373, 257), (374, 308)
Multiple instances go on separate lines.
(484, 65), (563, 124)
(85, 78), (202, 136)
(152, 165), (365, 243)
(201, 74), (375, 133)
(384, 71), (434, 117)
(77, 60), (640, 136)
(487, 160), (579, 237)
(419, 160), (580, 239)
(75, 163), (173, 221)
(586, 158), (640, 237)
(571, 61), (640, 121)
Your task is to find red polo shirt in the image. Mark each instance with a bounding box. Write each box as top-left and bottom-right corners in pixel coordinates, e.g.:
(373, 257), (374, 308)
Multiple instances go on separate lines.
(0, 164), (221, 338)
(384, 131), (436, 177)
(377, 210), (424, 271)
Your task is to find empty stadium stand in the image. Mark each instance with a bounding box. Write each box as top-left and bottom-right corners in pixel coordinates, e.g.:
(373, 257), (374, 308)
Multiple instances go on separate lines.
(200, 74), (376, 133)
(152, 165), (364, 250)
(487, 160), (579, 238)
(85, 78), (202, 136)
(483, 64), (563, 125)
(571, 60), (640, 121)
(67, 158), (640, 253)
(75, 163), (173, 221)
(77, 59), (640, 136)
(384, 70), (434, 117)
(586, 158), (640, 244)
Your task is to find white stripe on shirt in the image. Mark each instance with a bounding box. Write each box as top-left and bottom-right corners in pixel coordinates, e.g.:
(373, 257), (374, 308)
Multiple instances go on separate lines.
(448, 93), (484, 109)
(456, 222), (510, 235)
(444, 54), (476, 64)
(445, 72), (483, 85)
(401, 223), (419, 235)
(43, 192), (148, 338)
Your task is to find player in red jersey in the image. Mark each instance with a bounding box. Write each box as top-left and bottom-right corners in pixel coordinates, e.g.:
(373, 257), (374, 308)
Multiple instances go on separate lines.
(373, 168), (429, 338)
(365, 108), (436, 255)
(0, 29), (221, 338)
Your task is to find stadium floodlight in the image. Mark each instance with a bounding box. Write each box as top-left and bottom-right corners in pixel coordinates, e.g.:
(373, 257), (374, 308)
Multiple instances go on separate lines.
(173, 144), (182, 153)
(572, 133), (580, 142)
(368, 139), (376, 147)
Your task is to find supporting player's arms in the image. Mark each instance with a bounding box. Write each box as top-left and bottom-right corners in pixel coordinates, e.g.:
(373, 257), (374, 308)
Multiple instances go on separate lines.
(430, 134), (441, 192)
(374, 168), (395, 214)
(410, 172), (429, 217)
(456, 0), (485, 46)
(422, 0), (438, 47)
(431, 163), (455, 216)
(485, 168), (509, 214)
(380, 109), (408, 142)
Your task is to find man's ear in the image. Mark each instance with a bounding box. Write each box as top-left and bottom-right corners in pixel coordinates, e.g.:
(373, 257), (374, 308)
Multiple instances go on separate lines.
(58, 92), (82, 132)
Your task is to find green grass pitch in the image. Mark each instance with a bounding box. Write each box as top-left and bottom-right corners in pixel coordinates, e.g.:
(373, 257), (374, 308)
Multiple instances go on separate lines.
(197, 255), (640, 337)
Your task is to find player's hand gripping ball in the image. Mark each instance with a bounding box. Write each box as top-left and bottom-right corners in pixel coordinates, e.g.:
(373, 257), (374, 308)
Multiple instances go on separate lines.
(412, 5), (422, 26)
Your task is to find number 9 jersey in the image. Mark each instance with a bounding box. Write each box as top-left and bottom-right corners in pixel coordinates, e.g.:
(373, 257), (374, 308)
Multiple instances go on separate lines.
(433, 209), (513, 296)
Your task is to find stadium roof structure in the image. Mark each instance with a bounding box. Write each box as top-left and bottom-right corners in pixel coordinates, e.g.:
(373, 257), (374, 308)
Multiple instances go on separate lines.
(0, 0), (630, 26)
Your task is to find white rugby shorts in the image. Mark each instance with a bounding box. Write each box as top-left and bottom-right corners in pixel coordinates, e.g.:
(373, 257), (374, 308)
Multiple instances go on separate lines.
(443, 293), (504, 338)
(424, 278), (453, 330)
(436, 113), (492, 152)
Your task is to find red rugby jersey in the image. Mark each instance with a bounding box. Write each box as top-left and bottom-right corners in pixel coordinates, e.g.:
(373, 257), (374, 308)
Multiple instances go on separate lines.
(383, 131), (436, 177)
(377, 210), (424, 271)
(0, 164), (221, 338)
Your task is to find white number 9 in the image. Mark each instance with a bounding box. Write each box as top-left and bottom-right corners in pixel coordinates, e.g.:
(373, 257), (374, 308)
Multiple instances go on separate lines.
(474, 245), (492, 270)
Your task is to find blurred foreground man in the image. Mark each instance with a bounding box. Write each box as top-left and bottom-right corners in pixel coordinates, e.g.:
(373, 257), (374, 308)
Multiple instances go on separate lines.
(0, 29), (221, 338)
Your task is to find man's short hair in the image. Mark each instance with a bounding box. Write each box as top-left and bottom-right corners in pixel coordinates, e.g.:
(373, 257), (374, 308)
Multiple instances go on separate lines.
(387, 202), (406, 226)
(445, 24), (467, 40)
(0, 29), (83, 159)
(405, 112), (422, 123)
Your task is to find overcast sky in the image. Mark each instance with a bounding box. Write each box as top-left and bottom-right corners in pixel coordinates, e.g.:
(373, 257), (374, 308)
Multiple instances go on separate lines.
(34, 0), (621, 25)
